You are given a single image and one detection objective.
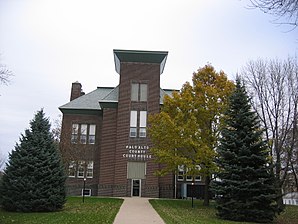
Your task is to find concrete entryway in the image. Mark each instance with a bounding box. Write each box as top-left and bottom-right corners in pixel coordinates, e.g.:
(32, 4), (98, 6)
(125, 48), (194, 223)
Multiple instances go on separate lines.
(113, 197), (165, 224)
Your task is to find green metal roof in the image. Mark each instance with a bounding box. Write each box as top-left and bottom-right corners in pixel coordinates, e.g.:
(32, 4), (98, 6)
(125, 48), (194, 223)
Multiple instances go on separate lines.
(59, 87), (114, 112)
(113, 49), (168, 74)
(59, 86), (175, 113)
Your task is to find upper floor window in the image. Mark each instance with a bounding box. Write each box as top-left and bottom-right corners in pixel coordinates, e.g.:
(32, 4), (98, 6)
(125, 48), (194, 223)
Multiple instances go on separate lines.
(139, 111), (147, 137)
(80, 124), (88, 144)
(71, 124), (79, 144)
(88, 125), (96, 144)
(71, 124), (96, 144)
(131, 83), (147, 102)
(130, 111), (138, 137)
(129, 111), (147, 138)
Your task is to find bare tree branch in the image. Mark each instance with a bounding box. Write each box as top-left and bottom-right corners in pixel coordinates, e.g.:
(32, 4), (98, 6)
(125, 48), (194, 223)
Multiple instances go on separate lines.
(242, 56), (298, 209)
(249, 0), (298, 27)
(0, 152), (7, 170)
(0, 56), (13, 86)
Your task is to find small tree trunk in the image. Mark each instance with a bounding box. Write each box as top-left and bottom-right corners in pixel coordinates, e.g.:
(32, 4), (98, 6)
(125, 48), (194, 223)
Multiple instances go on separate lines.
(275, 178), (285, 214)
(292, 163), (298, 191)
(203, 175), (210, 206)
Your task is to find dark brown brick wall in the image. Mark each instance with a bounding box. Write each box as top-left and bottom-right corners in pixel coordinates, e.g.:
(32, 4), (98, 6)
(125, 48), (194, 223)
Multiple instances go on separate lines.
(113, 62), (166, 197)
(98, 108), (117, 196)
(60, 113), (102, 196)
(61, 61), (175, 198)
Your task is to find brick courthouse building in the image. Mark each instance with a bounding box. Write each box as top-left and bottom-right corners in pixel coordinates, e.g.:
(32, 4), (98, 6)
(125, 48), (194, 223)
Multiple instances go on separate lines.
(59, 49), (205, 198)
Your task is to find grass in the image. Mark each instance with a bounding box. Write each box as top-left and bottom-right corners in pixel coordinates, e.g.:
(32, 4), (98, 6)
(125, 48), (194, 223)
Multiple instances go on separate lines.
(150, 199), (298, 224)
(1, 197), (297, 224)
(0, 197), (123, 224)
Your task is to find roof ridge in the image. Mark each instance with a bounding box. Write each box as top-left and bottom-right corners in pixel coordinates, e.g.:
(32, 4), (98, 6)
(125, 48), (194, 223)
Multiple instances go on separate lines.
(97, 86), (115, 89)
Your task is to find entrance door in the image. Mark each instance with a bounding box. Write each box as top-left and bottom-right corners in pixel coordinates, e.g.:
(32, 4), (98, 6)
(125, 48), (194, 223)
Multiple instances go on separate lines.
(132, 179), (141, 197)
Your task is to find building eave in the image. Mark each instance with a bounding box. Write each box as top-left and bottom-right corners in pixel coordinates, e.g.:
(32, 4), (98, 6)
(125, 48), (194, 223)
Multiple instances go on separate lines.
(113, 49), (168, 75)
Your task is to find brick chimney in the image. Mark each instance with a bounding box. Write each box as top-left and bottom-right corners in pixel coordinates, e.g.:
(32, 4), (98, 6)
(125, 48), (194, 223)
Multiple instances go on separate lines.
(70, 82), (85, 101)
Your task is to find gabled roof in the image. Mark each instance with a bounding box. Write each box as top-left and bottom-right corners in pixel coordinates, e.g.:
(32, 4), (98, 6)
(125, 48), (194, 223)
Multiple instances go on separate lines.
(59, 86), (176, 112)
(59, 87), (114, 111)
(160, 89), (176, 104)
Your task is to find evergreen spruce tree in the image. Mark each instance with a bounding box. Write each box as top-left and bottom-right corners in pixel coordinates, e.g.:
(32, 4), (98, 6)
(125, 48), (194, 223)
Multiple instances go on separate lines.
(212, 79), (278, 223)
(0, 109), (66, 212)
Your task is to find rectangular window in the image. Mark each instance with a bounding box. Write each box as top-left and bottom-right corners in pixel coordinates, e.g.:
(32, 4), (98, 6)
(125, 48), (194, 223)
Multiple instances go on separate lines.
(131, 83), (148, 102)
(130, 128), (137, 137)
(80, 124), (87, 144)
(86, 161), (94, 178)
(131, 83), (139, 101)
(177, 165), (184, 181)
(186, 175), (192, 181)
(195, 176), (201, 181)
(139, 111), (147, 137)
(139, 128), (146, 138)
(195, 165), (201, 181)
(81, 189), (91, 196)
(68, 161), (76, 177)
(88, 125), (96, 144)
(130, 111), (138, 137)
(139, 111), (147, 127)
(140, 84), (148, 102)
(71, 124), (96, 144)
(129, 111), (147, 138)
(127, 162), (146, 179)
(177, 165), (200, 182)
(77, 161), (85, 178)
(71, 124), (79, 144)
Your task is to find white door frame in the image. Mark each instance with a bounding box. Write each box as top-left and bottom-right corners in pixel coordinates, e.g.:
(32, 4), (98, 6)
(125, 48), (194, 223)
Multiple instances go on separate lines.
(131, 179), (141, 197)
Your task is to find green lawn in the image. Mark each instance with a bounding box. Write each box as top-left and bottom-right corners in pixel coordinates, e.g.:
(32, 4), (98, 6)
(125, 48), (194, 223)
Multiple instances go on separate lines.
(150, 199), (298, 224)
(0, 197), (123, 224)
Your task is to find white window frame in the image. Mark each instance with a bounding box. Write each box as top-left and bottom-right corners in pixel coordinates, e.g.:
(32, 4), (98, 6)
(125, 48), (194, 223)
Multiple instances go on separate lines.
(80, 124), (88, 144)
(71, 124), (79, 144)
(77, 161), (85, 178)
(86, 161), (94, 178)
(195, 165), (201, 182)
(195, 176), (201, 181)
(186, 175), (193, 181)
(81, 189), (91, 196)
(68, 161), (76, 177)
(88, 125), (96, 144)
(139, 128), (146, 138)
(130, 111), (138, 137)
(139, 111), (147, 138)
(177, 165), (184, 181)
(185, 167), (192, 181)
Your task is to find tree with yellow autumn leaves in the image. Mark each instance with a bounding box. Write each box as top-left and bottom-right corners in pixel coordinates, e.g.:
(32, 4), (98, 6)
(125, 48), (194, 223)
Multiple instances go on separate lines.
(148, 64), (234, 206)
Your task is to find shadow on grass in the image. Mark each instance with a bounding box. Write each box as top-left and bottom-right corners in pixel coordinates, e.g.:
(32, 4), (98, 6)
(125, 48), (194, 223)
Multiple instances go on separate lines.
(0, 197), (123, 224)
(149, 199), (298, 224)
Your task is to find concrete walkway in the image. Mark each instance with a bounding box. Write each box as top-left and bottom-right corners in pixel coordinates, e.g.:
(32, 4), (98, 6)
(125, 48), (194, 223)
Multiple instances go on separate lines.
(113, 197), (165, 224)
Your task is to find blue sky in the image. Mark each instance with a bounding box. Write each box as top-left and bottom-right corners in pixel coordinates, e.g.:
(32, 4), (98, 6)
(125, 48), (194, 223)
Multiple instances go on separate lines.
(0, 0), (297, 162)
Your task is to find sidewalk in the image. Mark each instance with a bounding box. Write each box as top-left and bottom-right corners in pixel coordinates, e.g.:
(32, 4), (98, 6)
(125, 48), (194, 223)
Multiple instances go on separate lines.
(113, 197), (165, 224)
